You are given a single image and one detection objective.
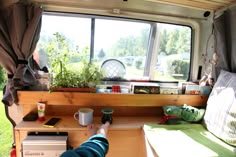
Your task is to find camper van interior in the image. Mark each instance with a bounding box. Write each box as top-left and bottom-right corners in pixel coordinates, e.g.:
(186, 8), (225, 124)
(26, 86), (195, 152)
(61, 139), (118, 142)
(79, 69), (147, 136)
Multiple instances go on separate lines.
(0, 0), (236, 157)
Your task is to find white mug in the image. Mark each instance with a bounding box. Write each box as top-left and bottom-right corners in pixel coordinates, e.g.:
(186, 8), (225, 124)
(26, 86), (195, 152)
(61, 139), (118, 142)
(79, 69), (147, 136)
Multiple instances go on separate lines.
(74, 108), (93, 126)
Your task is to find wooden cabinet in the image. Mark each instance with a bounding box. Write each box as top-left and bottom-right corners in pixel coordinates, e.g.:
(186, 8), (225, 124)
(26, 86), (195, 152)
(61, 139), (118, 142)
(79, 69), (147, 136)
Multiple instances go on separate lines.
(108, 129), (145, 157)
(15, 91), (208, 157)
(15, 116), (158, 157)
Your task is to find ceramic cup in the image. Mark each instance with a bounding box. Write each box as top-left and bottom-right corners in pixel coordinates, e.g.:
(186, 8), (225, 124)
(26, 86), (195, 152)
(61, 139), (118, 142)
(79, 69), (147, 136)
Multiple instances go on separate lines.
(74, 108), (93, 126)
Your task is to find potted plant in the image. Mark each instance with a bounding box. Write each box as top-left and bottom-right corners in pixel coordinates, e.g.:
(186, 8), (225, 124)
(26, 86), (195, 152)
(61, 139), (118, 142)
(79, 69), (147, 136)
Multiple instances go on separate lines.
(46, 32), (104, 92)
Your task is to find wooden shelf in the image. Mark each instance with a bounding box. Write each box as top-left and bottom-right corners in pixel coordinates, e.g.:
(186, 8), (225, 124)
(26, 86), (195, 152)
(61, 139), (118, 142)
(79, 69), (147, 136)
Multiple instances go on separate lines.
(15, 91), (209, 157)
(17, 91), (208, 107)
(15, 116), (160, 131)
(15, 116), (157, 157)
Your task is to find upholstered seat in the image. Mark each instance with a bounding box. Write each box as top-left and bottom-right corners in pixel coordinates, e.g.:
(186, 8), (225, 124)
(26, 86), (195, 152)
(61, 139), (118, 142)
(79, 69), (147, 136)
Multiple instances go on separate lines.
(143, 124), (235, 157)
(143, 70), (236, 157)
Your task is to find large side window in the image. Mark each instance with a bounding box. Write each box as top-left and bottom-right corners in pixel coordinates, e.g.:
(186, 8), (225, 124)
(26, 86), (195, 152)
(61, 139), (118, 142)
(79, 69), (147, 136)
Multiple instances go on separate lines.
(154, 23), (192, 81)
(34, 12), (192, 82)
(34, 13), (91, 69)
(94, 19), (150, 79)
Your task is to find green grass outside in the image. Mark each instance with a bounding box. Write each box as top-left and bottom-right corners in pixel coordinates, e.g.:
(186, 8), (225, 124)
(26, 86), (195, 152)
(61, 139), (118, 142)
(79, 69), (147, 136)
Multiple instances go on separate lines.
(0, 92), (13, 157)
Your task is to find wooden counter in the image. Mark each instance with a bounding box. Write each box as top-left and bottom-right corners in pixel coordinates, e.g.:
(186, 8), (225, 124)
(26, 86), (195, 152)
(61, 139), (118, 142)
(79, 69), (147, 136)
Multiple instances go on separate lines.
(15, 116), (160, 157)
(15, 116), (159, 130)
(15, 91), (208, 157)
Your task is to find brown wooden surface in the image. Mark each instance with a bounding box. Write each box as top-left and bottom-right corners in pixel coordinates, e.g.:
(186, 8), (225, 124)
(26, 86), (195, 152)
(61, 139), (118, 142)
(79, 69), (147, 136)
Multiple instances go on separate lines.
(18, 91), (208, 107)
(28, 0), (235, 12)
(16, 91), (208, 157)
(146, 0), (236, 11)
(15, 130), (146, 157)
(22, 105), (165, 117)
(15, 116), (160, 131)
(15, 116), (158, 157)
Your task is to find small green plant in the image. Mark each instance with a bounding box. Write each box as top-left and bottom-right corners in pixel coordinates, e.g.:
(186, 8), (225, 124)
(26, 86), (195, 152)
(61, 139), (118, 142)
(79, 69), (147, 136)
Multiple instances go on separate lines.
(0, 66), (6, 90)
(167, 59), (189, 80)
(47, 32), (103, 89)
(0, 92), (13, 156)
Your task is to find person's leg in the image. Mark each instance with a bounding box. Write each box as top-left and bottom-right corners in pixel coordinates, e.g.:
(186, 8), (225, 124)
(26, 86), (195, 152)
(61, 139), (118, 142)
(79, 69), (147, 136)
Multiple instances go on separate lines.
(97, 122), (110, 137)
(61, 122), (110, 157)
(87, 122), (110, 137)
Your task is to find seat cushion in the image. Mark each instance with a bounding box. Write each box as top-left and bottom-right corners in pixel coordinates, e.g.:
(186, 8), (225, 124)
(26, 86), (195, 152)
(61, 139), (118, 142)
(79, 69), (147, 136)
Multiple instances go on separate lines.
(143, 124), (236, 157)
(203, 70), (236, 146)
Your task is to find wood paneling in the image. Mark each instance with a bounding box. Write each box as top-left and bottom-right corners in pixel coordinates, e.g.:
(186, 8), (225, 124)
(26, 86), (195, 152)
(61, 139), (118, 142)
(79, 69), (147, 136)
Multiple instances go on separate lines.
(15, 116), (158, 157)
(18, 91), (208, 117)
(16, 91), (209, 157)
(29, 0), (236, 11)
(22, 105), (164, 117)
(146, 0), (236, 11)
(18, 91), (208, 107)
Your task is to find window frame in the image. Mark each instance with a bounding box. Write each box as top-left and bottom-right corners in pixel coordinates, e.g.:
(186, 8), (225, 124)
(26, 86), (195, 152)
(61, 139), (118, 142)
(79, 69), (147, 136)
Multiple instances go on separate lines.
(35, 11), (194, 82)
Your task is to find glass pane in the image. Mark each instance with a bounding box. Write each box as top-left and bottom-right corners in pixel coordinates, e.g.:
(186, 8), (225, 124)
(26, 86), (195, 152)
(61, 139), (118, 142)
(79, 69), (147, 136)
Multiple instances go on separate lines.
(34, 14), (91, 71)
(34, 13), (192, 82)
(94, 19), (151, 80)
(154, 23), (191, 81)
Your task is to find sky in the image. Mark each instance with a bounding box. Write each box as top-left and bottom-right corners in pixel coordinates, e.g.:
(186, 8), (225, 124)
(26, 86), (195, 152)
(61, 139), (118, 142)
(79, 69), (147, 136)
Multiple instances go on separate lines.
(41, 13), (188, 56)
(41, 14), (150, 53)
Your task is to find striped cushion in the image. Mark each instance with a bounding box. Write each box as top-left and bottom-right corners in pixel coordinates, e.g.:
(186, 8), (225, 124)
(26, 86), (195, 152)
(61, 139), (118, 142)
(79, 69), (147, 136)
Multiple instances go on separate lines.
(203, 70), (236, 146)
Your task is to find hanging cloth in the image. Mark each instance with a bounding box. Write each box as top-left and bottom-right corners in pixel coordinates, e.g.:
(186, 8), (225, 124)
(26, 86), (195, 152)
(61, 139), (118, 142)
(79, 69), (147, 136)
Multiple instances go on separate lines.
(0, 3), (42, 106)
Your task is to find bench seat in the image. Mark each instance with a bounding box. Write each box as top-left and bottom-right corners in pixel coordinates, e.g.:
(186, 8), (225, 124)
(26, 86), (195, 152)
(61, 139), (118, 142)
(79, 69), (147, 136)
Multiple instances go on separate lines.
(143, 124), (236, 157)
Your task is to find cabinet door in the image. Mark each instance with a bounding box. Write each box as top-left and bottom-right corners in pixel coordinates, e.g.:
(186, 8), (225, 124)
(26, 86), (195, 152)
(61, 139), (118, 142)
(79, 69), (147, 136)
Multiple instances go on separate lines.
(67, 131), (88, 148)
(107, 130), (145, 157)
(68, 130), (145, 157)
(16, 129), (146, 157)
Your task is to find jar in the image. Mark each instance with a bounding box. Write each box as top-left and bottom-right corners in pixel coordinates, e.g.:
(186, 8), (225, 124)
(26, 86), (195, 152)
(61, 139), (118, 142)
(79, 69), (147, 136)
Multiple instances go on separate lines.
(101, 108), (114, 124)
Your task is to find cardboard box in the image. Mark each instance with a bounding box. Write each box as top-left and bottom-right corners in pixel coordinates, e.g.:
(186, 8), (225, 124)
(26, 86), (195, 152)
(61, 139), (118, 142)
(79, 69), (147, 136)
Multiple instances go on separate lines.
(22, 132), (68, 157)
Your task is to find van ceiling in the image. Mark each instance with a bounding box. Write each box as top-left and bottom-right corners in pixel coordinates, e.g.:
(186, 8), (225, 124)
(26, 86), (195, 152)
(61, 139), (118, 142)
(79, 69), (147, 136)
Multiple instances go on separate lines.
(146, 0), (236, 11)
(20, 0), (236, 19)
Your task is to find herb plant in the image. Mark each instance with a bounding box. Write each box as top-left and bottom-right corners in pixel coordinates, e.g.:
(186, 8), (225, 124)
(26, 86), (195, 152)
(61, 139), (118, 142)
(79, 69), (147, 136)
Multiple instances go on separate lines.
(46, 32), (103, 89)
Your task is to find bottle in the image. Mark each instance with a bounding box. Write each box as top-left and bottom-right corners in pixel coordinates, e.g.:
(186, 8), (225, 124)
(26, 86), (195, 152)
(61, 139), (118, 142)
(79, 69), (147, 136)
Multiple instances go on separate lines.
(10, 144), (16, 157)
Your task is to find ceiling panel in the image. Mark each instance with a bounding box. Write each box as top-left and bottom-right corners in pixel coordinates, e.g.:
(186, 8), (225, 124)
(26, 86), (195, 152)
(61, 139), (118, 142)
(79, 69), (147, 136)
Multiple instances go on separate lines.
(146, 0), (236, 11)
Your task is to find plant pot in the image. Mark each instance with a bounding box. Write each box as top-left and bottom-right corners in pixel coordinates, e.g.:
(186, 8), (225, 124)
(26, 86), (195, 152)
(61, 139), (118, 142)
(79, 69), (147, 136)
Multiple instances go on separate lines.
(50, 87), (96, 92)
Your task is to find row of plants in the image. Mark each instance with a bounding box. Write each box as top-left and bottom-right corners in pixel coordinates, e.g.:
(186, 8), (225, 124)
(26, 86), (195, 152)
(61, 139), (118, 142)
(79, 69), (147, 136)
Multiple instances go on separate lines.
(46, 33), (104, 90)
(0, 33), (104, 92)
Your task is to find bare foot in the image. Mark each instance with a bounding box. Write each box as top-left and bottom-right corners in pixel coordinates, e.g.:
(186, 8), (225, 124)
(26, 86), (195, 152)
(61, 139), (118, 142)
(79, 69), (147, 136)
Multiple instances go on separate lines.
(97, 122), (110, 137)
(87, 124), (97, 137)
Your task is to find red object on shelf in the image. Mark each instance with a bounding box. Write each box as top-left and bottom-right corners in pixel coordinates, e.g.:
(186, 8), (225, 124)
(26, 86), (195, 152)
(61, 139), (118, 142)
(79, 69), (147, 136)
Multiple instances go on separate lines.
(158, 115), (179, 124)
(38, 116), (45, 121)
(10, 144), (16, 157)
(112, 86), (121, 93)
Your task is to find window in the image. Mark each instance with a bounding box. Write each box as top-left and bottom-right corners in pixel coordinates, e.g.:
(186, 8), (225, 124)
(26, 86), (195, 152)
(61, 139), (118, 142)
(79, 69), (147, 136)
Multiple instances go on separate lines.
(154, 23), (191, 81)
(34, 13), (91, 68)
(94, 19), (150, 79)
(34, 12), (192, 82)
